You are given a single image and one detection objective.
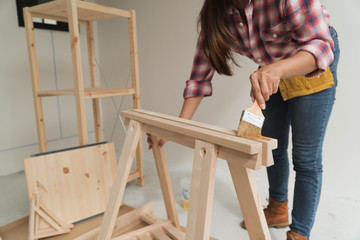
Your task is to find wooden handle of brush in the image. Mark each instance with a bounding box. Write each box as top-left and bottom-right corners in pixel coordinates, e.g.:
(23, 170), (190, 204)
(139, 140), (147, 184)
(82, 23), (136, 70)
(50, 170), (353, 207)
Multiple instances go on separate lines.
(247, 101), (264, 116)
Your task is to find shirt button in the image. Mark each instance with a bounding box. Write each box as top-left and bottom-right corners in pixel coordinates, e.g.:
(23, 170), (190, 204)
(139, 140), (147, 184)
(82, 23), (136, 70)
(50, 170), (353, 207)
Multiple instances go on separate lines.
(273, 33), (277, 38)
(257, 58), (262, 62)
(239, 22), (244, 27)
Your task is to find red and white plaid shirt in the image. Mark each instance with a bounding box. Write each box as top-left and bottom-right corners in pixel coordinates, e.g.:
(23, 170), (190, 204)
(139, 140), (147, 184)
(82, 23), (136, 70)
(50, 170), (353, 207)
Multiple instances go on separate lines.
(183, 0), (334, 98)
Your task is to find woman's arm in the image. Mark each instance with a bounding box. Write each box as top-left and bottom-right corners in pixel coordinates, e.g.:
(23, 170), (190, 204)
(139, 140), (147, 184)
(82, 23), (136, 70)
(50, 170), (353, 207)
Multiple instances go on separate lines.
(250, 50), (317, 109)
(179, 96), (204, 119)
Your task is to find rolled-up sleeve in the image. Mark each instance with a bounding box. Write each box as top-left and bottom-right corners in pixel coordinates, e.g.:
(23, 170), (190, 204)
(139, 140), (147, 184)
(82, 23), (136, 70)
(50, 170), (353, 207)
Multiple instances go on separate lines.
(183, 35), (216, 98)
(286, 0), (334, 76)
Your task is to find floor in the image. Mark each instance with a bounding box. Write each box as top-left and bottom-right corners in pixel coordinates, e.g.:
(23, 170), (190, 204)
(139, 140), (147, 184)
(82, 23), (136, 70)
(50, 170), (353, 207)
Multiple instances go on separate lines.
(1, 155), (360, 240)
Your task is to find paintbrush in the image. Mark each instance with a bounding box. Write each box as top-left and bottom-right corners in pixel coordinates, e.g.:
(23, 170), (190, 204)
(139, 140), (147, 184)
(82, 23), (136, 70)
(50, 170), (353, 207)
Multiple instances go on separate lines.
(237, 101), (265, 138)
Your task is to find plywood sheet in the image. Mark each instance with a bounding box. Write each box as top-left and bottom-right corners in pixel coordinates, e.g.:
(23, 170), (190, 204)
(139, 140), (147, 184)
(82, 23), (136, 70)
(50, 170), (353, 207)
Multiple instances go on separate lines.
(24, 143), (117, 225)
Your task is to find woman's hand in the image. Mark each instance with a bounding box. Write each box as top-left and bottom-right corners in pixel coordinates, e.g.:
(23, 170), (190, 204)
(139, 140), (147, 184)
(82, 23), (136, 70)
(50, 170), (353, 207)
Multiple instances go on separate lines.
(146, 133), (167, 150)
(249, 51), (318, 109)
(249, 64), (281, 109)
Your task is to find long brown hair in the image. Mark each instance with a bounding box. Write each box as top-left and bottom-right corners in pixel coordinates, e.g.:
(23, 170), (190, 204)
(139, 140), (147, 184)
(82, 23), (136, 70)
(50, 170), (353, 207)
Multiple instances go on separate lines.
(199, 0), (238, 76)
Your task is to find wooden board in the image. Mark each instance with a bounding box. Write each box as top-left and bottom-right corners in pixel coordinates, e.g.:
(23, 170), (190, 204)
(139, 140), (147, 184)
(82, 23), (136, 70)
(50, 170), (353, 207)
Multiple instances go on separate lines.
(120, 110), (262, 155)
(0, 205), (136, 240)
(24, 143), (117, 226)
(29, 0), (131, 22)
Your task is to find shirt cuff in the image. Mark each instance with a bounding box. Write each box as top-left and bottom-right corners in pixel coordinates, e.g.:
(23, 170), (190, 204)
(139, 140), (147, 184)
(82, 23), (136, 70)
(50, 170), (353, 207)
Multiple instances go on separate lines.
(183, 79), (212, 99)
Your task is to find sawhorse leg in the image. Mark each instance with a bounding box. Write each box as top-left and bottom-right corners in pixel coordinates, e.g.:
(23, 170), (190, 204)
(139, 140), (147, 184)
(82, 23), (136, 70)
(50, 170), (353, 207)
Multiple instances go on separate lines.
(186, 140), (218, 240)
(227, 161), (271, 240)
(97, 120), (143, 240)
(151, 136), (180, 228)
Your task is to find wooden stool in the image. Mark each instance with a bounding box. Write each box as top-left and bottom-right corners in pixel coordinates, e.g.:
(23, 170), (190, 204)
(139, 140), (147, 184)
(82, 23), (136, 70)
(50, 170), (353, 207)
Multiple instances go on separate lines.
(79, 109), (277, 240)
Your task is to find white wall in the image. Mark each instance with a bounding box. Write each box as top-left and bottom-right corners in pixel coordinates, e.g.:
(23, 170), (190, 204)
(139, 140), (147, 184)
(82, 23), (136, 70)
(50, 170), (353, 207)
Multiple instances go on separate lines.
(96, 0), (360, 203)
(0, 1), (98, 175)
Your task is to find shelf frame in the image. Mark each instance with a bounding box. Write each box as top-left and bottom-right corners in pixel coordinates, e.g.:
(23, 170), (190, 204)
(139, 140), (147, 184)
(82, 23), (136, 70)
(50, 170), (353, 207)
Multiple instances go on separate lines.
(23, 0), (144, 186)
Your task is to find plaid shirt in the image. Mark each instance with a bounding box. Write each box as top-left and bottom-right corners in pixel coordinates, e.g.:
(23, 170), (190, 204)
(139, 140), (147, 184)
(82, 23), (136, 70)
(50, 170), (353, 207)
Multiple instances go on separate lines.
(184, 0), (334, 98)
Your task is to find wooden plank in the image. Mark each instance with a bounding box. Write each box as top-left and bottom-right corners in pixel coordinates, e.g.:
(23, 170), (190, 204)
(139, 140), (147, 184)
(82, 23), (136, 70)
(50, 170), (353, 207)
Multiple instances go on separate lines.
(29, 198), (35, 240)
(77, 1), (131, 20)
(185, 140), (218, 240)
(29, 0), (131, 21)
(134, 109), (276, 166)
(29, 0), (66, 15)
(137, 233), (152, 240)
(227, 162), (271, 240)
(128, 10), (144, 187)
(150, 228), (171, 240)
(23, 7), (47, 152)
(33, 229), (70, 239)
(75, 202), (154, 240)
(0, 216), (28, 234)
(128, 10), (141, 110)
(151, 136), (180, 228)
(97, 120), (142, 240)
(112, 220), (171, 240)
(135, 136), (145, 187)
(30, 12), (88, 24)
(218, 145), (262, 170)
(66, 0), (88, 145)
(33, 205), (63, 232)
(127, 122), (261, 170)
(38, 198), (70, 229)
(24, 143), (117, 225)
(140, 213), (163, 225)
(35, 195), (41, 234)
(37, 88), (136, 98)
(86, 21), (102, 142)
(127, 170), (141, 182)
(163, 224), (185, 240)
(121, 110), (261, 154)
(0, 205), (136, 240)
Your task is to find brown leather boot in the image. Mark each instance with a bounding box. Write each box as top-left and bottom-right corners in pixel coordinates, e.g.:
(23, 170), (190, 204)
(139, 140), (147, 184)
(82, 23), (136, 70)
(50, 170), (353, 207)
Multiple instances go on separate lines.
(240, 198), (289, 229)
(286, 231), (309, 240)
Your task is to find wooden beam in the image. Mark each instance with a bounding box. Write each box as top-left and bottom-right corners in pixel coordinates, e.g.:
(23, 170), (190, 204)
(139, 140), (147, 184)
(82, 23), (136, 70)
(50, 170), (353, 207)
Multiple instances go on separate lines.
(97, 120), (142, 240)
(121, 110), (262, 155)
(185, 140), (218, 240)
(30, 12), (88, 24)
(150, 228), (172, 240)
(227, 162), (271, 240)
(133, 109), (276, 166)
(112, 220), (171, 240)
(151, 136), (180, 228)
(74, 202), (154, 240)
(23, 7), (47, 152)
(77, 1), (131, 19)
(86, 21), (102, 142)
(37, 88), (136, 98)
(66, 0), (88, 145)
(128, 10), (144, 187)
(143, 123), (261, 169)
(163, 224), (186, 240)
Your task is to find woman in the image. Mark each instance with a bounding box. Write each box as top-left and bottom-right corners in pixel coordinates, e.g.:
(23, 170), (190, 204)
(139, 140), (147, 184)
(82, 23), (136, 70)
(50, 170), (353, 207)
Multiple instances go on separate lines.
(148, 0), (339, 239)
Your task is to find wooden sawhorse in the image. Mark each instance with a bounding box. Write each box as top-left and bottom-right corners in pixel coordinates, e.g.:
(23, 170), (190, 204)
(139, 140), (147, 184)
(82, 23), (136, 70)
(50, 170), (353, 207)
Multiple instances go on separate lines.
(79, 109), (277, 240)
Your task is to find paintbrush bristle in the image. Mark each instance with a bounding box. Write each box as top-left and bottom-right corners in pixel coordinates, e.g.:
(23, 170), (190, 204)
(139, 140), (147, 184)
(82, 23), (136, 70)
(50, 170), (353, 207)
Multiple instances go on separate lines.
(237, 102), (265, 138)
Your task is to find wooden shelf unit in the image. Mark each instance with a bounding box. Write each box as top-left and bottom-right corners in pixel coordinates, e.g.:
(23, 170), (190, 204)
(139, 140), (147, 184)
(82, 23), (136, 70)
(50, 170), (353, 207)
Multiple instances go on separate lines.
(24, 0), (144, 186)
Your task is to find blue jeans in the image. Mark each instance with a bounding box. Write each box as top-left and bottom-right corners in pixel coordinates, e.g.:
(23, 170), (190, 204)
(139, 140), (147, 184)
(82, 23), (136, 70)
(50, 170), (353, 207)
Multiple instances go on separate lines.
(262, 26), (339, 238)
